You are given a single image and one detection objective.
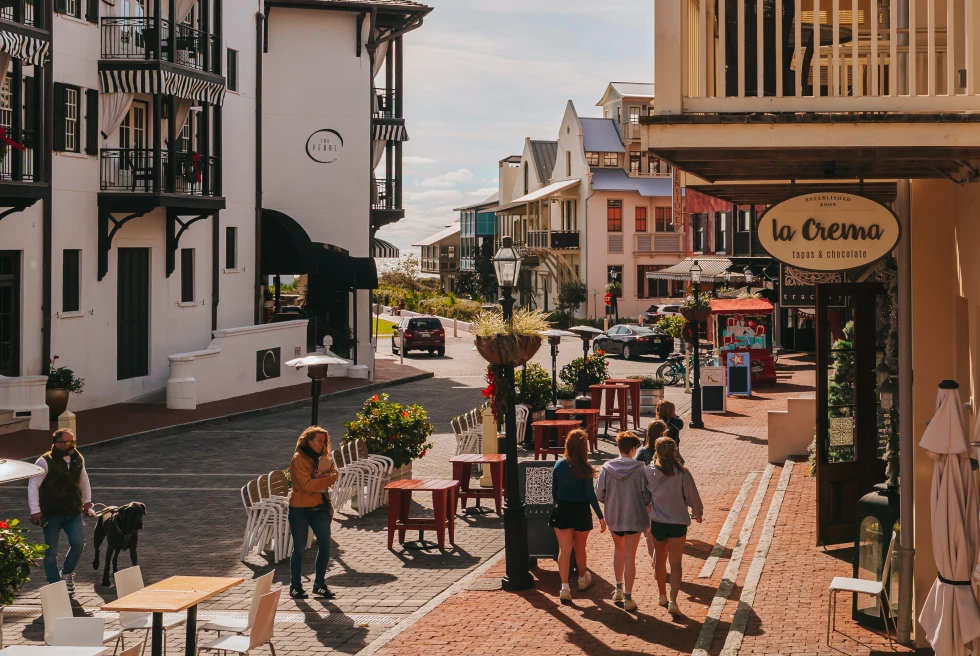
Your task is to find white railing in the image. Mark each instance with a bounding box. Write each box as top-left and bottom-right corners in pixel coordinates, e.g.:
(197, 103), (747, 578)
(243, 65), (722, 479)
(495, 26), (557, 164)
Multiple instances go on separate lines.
(654, 0), (976, 114)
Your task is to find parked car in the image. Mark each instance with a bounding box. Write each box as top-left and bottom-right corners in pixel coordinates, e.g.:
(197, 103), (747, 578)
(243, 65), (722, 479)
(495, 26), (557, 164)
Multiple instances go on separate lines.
(593, 324), (674, 360)
(392, 316), (446, 356)
(642, 304), (682, 325)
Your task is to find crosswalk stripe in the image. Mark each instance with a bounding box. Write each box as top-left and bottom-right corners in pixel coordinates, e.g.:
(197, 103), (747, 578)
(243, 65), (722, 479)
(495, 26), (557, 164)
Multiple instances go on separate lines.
(699, 471), (758, 579)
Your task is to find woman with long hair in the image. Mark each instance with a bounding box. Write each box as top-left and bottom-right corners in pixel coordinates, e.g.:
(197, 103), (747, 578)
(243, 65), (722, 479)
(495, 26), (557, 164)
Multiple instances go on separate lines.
(288, 426), (339, 599)
(643, 436), (703, 617)
(596, 431), (650, 612)
(549, 429), (605, 604)
(637, 419), (667, 466)
(656, 399), (685, 463)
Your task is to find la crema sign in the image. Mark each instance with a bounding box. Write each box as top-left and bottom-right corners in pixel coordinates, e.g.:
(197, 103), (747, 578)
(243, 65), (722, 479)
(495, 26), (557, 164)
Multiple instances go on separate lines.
(757, 192), (900, 272)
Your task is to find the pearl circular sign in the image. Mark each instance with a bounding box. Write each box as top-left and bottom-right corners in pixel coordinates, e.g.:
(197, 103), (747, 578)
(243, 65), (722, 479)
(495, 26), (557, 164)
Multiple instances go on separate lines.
(757, 192), (900, 272)
(306, 129), (344, 164)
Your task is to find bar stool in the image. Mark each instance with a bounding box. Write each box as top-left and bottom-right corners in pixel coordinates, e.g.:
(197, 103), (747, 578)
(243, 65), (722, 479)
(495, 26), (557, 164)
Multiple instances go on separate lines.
(590, 384), (629, 436)
(606, 378), (641, 429)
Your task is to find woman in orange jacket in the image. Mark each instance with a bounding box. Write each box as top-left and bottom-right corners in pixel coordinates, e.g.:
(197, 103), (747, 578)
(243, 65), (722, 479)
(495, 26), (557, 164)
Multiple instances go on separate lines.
(289, 426), (339, 599)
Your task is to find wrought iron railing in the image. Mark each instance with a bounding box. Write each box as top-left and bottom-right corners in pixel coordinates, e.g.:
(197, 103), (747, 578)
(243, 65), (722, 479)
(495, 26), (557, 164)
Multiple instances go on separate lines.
(100, 148), (220, 196)
(527, 230), (580, 250)
(372, 89), (400, 119)
(101, 17), (219, 74)
(0, 131), (36, 182)
(371, 177), (400, 210)
(0, 0), (38, 27)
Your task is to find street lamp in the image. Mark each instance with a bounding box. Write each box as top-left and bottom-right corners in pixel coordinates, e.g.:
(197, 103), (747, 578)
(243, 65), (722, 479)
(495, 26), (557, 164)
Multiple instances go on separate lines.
(491, 236), (533, 592)
(285, 354), (350, 425)
(539, 329), (576, 407)
(689, 261), (705, 430)
(743, 266), (755, 294)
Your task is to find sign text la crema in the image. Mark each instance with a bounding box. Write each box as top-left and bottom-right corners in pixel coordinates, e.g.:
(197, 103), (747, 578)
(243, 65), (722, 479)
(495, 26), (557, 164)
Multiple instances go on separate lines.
(757, 193), (900, 272)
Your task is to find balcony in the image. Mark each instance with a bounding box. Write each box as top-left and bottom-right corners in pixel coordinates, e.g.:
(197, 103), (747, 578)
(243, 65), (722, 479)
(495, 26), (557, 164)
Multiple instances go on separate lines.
(371, 177), (400, 211)
(100, 148), (220, 197)
(0, 133), (37, 183)
(634, 232), (684, 254)
(101, 17), (219, 75)
(622, 123), (641, 141)
(372, 88), (400, 119)
(0, 0), (40, 28)
(527, 230), (580, 251)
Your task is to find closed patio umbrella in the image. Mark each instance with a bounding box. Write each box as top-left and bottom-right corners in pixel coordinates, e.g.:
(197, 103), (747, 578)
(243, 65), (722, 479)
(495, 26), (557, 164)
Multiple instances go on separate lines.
(917, 381), (980, 656)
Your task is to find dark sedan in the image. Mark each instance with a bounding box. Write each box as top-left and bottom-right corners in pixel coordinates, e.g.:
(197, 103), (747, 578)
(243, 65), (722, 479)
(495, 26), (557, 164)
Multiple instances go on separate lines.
(592, 324), (674, 360)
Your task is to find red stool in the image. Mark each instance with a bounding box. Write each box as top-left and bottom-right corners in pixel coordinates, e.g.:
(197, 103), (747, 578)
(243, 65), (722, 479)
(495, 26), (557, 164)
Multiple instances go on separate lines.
(606, 378), (642, 429)
(532, 419), (581, 460)
(450, 454), (506, 515)
(385, 479), (459, 550)
(590, 384), (629, 435)
(555, 408), (601, 452)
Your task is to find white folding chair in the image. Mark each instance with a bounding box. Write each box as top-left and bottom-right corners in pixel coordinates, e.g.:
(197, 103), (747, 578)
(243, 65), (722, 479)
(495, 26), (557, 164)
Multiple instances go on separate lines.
(353, 439), (393, 511)
(248, 478), (289, 562)
(256, 474), (290, 561)
(41, 581), (124, 653)
(198, 571), (274, 639)
(51, 617), (108, 647)
(339, 442), (382, 515)
(330, 448), (366, 515)
(515, 404), (530, 442)
(827, 532), (896, 647)
(198, 587), (282, 656)
(114, 566), (186, 655)
(120, 641), (146, 656)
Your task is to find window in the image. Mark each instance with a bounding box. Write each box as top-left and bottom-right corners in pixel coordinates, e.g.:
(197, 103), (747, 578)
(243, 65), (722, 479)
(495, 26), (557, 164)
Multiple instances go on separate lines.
(629, 152), (641, 175)
(628, 106), (640, 124)
(586, 152), (599, 166)
(62, 250), (80, 312)
(566, 151), (571, 176)
(56, 0), (82, 18)
(635, 206), (647, 233)
(606, 200), (622, 232)
(655, 207), (673, 232)
(738, 209), (752, 232)
(650, 158), (661, 175)
(714, 211), (729, 252)
(692, 213), (708, 252)
(178, 119), (191, 154)
(563, 199), (577, 231)
(638, 264), (672, 298)
(53, 84), (81, 153)
(225, 226), (237, 269)
(180, 248), (194, 303)
(603, 152), (618, 167)
(65, 87), (78, 152)
(227, 49), (239, 92)
(448, 245), (456, 258)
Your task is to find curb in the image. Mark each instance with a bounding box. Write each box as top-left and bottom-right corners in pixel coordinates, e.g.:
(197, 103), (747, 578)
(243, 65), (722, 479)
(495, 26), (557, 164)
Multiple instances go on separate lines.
(56, 371), (434, 457)
(356, 547), (506, 656)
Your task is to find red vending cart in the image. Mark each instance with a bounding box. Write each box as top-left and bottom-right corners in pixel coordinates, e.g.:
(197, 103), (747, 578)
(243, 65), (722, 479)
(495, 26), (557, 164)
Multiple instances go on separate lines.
(708, 298), (777, 385)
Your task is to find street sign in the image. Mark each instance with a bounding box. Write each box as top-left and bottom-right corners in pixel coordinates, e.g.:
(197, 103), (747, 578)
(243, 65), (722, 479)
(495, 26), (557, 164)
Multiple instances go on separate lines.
(604, 293), (612, 306)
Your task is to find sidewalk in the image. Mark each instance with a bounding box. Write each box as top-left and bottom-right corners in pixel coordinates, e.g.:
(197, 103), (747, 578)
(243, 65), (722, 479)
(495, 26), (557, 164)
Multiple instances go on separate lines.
(367, 354), (918, 656)
(0, 359), (431, 460)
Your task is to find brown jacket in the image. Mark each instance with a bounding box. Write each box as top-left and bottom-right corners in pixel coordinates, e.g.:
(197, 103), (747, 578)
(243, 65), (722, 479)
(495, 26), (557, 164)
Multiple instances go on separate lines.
(289, 450), (339, 508)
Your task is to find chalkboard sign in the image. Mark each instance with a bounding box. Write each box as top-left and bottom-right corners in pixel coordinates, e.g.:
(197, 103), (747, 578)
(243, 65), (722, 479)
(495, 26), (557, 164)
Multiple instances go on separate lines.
(726, 351), (752, 397)
(702, 386), (726, 413)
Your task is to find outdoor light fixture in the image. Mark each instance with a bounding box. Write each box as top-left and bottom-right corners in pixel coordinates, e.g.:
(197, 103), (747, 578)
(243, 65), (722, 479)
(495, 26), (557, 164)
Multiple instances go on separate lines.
(690, 260), (703, 285)
(875, 361), (892, 387)
(743, 266), (755, 284)
(876, 376), (898, 411)
(492, 236), (522, 292)
(285, 354), (349, 425)
(539, 329), (576, 407)
(689, 260), (705, 430)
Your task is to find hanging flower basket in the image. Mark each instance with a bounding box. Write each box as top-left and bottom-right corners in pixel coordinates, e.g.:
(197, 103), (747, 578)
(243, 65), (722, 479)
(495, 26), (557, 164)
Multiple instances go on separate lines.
(475, 334), (542, 367)
(680, 307), (711, 323)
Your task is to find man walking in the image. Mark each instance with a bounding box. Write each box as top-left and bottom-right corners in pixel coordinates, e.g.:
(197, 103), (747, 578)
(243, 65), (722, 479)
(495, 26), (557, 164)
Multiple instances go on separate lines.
(28, 429), (93, 591)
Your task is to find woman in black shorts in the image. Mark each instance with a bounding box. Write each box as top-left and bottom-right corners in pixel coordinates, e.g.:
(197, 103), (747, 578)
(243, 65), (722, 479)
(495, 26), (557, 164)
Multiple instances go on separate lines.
(643, 437), (703, 617)
(549, 429), (605, 604)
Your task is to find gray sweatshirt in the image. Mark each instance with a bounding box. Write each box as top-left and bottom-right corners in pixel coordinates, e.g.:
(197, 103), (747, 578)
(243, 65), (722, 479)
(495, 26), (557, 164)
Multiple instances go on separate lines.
(644, 465), (704, 526)
(596, 457), (652, 533)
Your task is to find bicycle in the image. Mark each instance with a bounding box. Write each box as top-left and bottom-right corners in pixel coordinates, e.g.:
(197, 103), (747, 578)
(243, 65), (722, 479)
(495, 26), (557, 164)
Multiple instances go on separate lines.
(656, 351), (716, 386)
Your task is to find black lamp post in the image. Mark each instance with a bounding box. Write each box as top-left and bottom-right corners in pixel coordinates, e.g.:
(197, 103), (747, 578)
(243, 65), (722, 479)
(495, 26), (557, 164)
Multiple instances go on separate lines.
(285, 354), (350, 425)
(689, 261), (705, 430)
(492, 236), (533, 592)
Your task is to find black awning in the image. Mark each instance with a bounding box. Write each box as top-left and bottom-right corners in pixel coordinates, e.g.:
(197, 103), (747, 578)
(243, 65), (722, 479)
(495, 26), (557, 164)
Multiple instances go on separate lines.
(261, 208), (319, 275)
(352, 257), (378, 290)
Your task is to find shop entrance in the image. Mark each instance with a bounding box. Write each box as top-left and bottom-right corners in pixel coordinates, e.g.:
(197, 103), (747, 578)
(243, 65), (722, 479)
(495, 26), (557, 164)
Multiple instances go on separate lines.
(815, 282), (886, 546)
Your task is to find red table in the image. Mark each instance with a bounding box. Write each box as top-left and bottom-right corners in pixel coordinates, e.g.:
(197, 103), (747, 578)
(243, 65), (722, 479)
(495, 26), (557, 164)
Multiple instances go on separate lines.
(532, 419), (582, 460)
(450, 453), (506, 515)
(555, 408), (601, 452)
(590, 384), (630, 435)
(385, 479), (459, 550)
(606, 378), (642, 429)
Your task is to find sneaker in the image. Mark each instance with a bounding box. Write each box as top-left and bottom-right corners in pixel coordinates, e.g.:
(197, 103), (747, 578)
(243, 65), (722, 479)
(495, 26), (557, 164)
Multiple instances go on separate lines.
(559, 588), (572, 604)
(611, 588), (625, 603)
(289, 586), (308, 600)
(658, 594), (669, 607)
(61, 572), (75, 593)
(577, 571), (593, 591)
(312, 584), (336, 599)
(667, 601), (681, 617)
(624, 598), (638, 612)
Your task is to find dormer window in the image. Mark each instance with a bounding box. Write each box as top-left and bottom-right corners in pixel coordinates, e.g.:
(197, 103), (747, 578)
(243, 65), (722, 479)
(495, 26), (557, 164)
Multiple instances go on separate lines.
(603, 152), (618, 167)
(586, 152), (599, 167)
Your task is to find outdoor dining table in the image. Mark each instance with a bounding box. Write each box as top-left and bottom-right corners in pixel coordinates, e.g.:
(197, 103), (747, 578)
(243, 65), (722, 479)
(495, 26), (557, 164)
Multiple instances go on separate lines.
(450, 453), (506, 515)
(605, 378), (641, 429)
(531, 419), (582, 460)
(102, 576), (244, 656)
(0, 648), (106, 656)
(385, 479), (459, 550)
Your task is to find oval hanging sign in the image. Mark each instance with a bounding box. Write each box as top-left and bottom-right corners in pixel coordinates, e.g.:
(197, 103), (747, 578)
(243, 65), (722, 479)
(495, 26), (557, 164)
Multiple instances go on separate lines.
(758, 192), (900, 272)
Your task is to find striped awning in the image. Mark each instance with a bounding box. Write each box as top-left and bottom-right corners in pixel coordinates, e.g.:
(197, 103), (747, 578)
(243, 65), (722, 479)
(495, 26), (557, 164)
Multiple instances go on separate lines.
(99, 69), (226, 105)
(0, 29), (49, 66)
(372, 237), (399, 259)
(645, 258), (734, 282)
(372, 122), (408, 142)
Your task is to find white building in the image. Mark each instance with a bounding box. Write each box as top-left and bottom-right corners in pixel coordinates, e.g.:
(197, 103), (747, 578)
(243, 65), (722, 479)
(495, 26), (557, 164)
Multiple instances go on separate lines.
(0, 0), (429, 422)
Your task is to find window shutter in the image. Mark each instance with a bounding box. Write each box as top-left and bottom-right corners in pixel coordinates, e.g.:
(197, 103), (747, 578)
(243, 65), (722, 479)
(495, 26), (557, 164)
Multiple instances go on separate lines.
(85, 89), (98, 155)
(23, 76), (34, 137)
(53, 0), (66, 13)
(52, 83), (66, 152)
(86, 0), (99, 22)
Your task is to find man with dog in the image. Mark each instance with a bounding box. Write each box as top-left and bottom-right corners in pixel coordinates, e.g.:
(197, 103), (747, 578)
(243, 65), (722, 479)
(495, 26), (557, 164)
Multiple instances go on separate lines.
(28, 428), (93, 591)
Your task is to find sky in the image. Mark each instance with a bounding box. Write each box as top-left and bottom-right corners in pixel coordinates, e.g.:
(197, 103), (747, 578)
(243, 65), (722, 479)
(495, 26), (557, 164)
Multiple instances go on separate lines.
(376, 0), (654, 253)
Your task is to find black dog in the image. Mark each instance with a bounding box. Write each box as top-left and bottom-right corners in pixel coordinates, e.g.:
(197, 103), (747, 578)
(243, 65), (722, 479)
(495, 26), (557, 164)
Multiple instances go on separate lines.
(92, 502), (146, 586)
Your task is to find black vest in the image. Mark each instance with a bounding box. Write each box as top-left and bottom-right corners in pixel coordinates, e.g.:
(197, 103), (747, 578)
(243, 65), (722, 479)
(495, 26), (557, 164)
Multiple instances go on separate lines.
(39, 450), (84, 516)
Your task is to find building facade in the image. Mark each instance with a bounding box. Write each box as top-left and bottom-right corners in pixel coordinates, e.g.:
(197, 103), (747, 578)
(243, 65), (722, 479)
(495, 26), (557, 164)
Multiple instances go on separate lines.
(456, 192), (496, 273)
(413, 221), (459, 292)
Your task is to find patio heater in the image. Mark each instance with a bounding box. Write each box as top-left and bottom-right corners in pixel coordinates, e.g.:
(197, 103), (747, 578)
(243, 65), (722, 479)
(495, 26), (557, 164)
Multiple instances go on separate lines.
(285, 354), (349, 425)
(538, 329), (577, 408)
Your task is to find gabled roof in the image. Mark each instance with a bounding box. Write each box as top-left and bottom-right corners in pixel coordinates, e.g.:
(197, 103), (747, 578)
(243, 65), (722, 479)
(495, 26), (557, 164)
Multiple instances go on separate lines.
(529, 140), (557, 187)
(494, 179), (581, 214)
(591, 168), (672, 197)
(596, 82), (655, 106)
(412, 222), (460, 247)
(581, 118), (625, 153)
(453, 192), (499, 212)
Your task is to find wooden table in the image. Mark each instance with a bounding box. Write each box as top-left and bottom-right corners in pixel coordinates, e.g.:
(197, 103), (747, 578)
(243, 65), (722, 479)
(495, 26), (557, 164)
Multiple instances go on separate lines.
(555, 408), (601, 452)
(590, 384), (630, 435)
(0, 649), (106, 656)
(385, 479), (459, 550)
(102, 576), (243, 656)
(606, 378), (642, 429)
(531, 419), (581, 460)
(450, 454), (505, 515)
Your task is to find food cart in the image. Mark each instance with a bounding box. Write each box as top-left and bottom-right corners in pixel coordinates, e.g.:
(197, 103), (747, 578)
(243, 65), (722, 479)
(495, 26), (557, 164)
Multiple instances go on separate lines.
(708, 298), (777, 385)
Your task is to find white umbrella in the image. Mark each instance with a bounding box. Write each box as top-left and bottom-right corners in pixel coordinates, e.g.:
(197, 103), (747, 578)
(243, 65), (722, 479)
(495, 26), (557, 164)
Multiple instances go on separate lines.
(917, 381), (980, 656)
(0, 459), (43, 484)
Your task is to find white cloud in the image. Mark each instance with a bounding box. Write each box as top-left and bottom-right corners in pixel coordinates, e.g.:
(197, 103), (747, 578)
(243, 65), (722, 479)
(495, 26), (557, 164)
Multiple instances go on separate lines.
(419, 168), (475, 188)
(468, 186), (498, 197)
(403, 155), (438, 165)
(403, 189), (464, 202)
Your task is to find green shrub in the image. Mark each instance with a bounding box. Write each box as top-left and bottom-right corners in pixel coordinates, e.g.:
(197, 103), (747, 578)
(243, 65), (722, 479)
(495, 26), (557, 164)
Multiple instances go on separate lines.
(0, 519), (46, 604)
(656, 315), (686, 339)
(516, 363), (553, 411)
(343, 393), (434, 468)
(557, 384), (578, 400)
(627, 375), (663, 389)
(47, 356), (84, 394)
(420, 295), (482, 321)
(559, 352), (609, 390)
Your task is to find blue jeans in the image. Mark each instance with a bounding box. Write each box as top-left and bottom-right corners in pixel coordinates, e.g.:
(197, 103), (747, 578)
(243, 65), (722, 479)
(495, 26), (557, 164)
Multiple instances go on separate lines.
(288, 506), (332, 589)
(42, 513), (85, 583)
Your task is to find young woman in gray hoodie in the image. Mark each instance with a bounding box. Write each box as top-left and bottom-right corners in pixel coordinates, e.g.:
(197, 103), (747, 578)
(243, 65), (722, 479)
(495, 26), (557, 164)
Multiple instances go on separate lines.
(596, 431), (651, 612)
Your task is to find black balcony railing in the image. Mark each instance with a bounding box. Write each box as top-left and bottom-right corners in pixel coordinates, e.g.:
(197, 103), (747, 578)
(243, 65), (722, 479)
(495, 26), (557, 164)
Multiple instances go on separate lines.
(101, 17), (219, 74)
(100, 148), (220, 196)
(0, 131), (36, 182)
(0, 0), (38, 27)
(527, 230), (580, 250)
(372, 177), (400, 210)
(372, 89), (400, 119)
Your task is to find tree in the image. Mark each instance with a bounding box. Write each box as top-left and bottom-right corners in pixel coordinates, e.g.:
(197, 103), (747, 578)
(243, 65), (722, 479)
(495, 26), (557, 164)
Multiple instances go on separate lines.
(474, 238), (497, 300)
(558, 280), (588, 318)
(379, 253), (423, 293)
(454, 271), (481, 300)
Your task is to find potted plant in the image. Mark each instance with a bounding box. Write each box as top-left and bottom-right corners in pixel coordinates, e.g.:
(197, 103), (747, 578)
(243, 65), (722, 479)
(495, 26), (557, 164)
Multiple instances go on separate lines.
(559, 351), (610, 393)
(473, 308), (548, 367)
(0, 519), (46, 648)
(680, 293), (711, 323)
(516, 363), (552, 441)
(46, 356), (84, 420)
(343, 393), (434, 484)
(629, 375), (665, 413)
(605, 281), (623, 297)
(556, 385), (578, 409)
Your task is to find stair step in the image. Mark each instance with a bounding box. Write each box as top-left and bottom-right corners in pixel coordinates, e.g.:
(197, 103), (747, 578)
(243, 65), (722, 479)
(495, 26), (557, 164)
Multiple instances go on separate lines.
(0, 410), (30, 436)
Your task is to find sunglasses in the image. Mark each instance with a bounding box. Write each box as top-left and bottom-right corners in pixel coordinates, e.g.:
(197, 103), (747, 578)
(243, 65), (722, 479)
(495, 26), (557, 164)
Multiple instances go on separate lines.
(56, 440), (76, 447)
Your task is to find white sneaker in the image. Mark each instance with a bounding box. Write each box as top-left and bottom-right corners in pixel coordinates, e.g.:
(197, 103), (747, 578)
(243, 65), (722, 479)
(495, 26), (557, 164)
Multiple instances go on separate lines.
(61, 572), (75, 593)
(667, 601), (681, 617)
(559, 588), (572, 604)
(577, 571), (593, 591)
(624, 598), (638, 612)
(612, 588), (625, 603)
(658, 594), (669, 607)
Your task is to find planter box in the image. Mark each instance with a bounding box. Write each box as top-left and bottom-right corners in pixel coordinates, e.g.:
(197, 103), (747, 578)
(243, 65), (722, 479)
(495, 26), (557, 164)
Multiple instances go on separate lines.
(639, 388), (664, 414)
(378, 461), (413, 507)
(558, 399), (577, 409)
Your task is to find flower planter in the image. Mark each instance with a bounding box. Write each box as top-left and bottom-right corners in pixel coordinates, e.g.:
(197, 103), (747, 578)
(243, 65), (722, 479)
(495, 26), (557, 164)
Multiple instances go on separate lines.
(475, 335), (542, 367)
(640, 388), (664, 414)
(681, 307), (711, 323)
(45, 388), (70, 420)
(558, 399), (577, 409)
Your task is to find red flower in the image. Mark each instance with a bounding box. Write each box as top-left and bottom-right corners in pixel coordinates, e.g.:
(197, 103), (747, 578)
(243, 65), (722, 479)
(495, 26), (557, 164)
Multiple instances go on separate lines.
(0, 521), (9, 530)
(402, 411), (409, 419)
(597, 350), (604, 356)
(372, 394), (379, 402)
(421, 449), (427, 458)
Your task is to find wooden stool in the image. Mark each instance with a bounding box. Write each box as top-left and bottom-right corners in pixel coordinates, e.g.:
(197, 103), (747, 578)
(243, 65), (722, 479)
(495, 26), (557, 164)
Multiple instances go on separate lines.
(385, 479), (459, 550)
(531, 419), (581, 460)
(555, 408), (601, 452)
(606, 378), (642, 429)
(590, 384), (629, 435)
(450, 454), (506, 515)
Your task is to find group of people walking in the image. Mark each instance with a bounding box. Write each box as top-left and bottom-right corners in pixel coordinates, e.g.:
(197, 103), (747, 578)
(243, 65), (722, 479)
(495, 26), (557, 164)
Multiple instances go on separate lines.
(549, 400), (703, 616)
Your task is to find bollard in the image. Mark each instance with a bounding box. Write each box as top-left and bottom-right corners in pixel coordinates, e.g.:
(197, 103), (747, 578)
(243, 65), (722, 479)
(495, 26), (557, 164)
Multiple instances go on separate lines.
(480, 406), (497, 487)
(57, 410), (77, 437)
(603, 318), (609, 331)
(453, 318), (458, 337)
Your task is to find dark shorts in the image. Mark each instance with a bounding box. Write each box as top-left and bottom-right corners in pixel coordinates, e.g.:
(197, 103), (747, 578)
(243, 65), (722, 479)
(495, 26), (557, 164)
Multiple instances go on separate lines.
(612, 530), (639, 536)
(650, 521), (688, 541)
(549, 501), (594, 532)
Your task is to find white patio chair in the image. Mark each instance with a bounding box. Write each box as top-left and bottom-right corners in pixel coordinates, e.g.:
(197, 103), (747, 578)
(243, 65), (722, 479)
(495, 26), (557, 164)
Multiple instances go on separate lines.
(51, 617), (110, 647)
(197, 571), (274, 640)
(266, 470), (314, 552)
(339, 441), (383, 515)
(256, 474), (290, 561)
(241, 483), (278, 560)
(330, 447), (367, 515)
(352, 439), (394, 509)
(120, 641), (145, 656)
(41, 581), (124, 653)
(198, 587), (282, 656)
(114, 566), (186, 655)
(827, 532), (896, 647)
